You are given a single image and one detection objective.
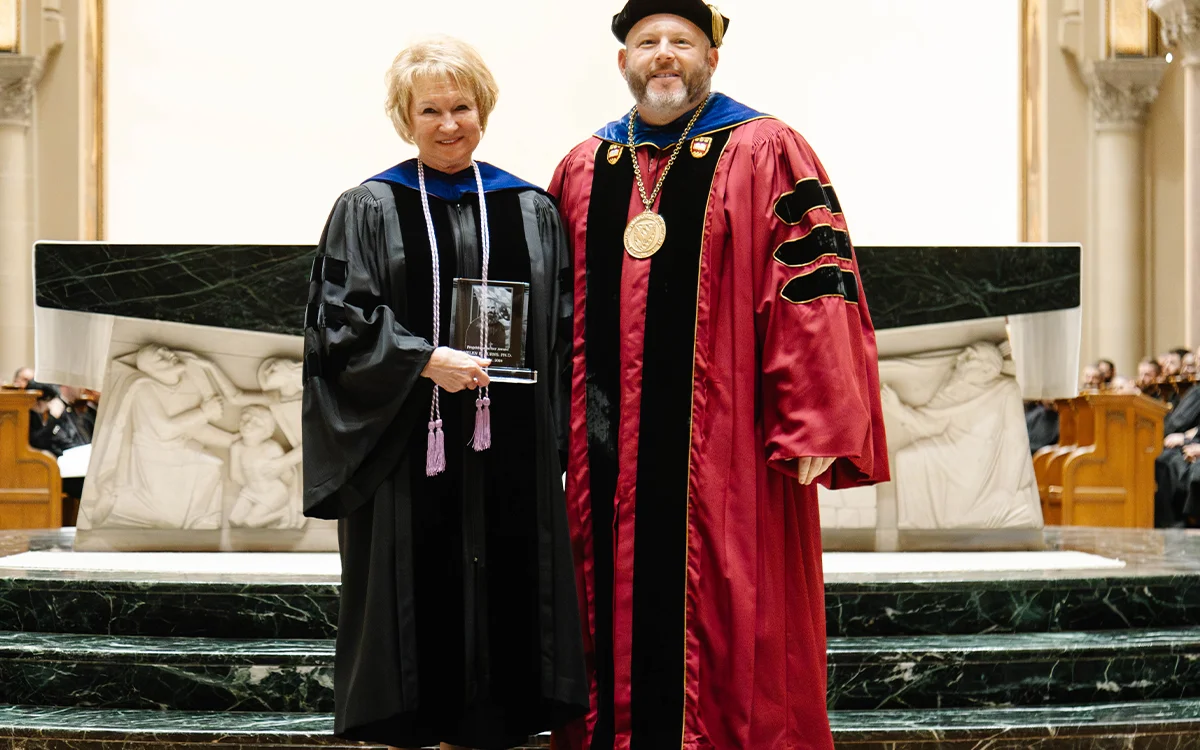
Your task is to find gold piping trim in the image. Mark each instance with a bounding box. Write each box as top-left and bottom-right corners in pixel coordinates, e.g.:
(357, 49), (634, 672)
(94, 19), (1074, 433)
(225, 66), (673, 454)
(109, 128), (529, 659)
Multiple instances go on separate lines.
(772, 250), (840, 269)
(777, 203), (824, 227)
(780, 262), (847, 306)
(790, 261), (842, 280)
(681, 130), (732, 750)
(777, 221), (849, 243)
(781, 292), (844, 305)
(595, 115), (776, 149)
(820, 182), (844, 217)
(775, 179), (842, 226)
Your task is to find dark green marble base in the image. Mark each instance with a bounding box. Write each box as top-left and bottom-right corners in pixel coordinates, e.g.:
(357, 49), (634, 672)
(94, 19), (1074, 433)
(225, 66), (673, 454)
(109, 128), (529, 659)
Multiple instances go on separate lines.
(0, 705), (544, 749)
(3, 701), (1200, 750)
(0, 632), (332, 713)
(832, 699), (1200, 748)
(2, 528), (1199, 749)
(828, 628), (1200, 710)
(5, 558), (1200, 644)
(0, 577), (339, 640)
(826, 574), (1200, 637)
(8, 627), (1200, 715)
(4, 571), (1198, 642)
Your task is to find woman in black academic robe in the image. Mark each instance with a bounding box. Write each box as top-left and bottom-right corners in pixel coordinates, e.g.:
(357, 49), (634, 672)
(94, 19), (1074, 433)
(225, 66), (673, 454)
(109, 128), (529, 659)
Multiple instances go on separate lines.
(301, 38), (586, 750)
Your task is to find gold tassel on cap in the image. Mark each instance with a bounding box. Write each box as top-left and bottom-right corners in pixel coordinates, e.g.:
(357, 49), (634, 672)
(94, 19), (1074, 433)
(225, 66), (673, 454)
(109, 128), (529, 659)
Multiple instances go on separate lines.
(709, 4), (725, 47)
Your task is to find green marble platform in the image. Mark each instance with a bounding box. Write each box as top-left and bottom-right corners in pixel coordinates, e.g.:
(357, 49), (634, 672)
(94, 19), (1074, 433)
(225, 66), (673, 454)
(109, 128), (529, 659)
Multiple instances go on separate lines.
(2, 527), (1200, 748)
(1, 701), (1199, 750)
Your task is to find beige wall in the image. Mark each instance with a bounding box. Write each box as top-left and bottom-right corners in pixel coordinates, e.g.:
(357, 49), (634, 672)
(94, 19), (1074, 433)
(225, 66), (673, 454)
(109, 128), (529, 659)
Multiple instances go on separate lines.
(1147, 59), (1186, 355)
(35, 0), (94, 242)
(101, 0), (1021, 245)
(1032, 0), (1187, 376)
(1040, 0), (1094, 358)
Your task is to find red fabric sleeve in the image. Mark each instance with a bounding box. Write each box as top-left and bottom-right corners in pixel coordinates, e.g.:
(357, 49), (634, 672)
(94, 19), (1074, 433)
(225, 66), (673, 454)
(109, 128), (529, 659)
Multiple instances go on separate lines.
(750, 125), (889, 488)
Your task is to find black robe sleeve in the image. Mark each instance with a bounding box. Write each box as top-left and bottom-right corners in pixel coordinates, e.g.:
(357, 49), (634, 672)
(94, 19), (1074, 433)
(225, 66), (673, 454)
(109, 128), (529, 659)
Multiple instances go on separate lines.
(536, 195), (575, 471)
(303, 185), (435, 520)
(1166, 386), (1200, 436)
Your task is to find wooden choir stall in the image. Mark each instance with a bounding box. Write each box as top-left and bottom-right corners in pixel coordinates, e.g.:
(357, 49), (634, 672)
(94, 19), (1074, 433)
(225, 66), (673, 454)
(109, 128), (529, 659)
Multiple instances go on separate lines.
(1035, 392), (1168, 528)
(0, 389), (63, 530)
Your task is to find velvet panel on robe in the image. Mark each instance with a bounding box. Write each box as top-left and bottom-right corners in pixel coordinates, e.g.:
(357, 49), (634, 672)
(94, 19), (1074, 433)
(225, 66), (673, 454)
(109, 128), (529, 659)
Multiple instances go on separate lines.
(549, 110), (889, 750)
(302, 174), (587, 750)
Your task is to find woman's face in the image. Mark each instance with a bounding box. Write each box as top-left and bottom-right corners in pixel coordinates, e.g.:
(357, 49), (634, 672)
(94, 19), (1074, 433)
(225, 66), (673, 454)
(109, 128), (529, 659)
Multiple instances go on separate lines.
(409, 76), (482, 174)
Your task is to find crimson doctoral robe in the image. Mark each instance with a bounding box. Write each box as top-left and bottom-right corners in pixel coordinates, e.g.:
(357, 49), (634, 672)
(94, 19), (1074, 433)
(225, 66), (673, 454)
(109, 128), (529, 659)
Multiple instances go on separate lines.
(549, 93), (889, 750)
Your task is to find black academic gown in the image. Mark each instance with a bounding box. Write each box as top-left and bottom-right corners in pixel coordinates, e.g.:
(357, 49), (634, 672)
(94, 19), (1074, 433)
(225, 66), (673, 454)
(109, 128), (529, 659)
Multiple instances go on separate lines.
(1025, 402), (1059, 454)
(1154, 388), (1200, 527)
(302, 161), (587, 750)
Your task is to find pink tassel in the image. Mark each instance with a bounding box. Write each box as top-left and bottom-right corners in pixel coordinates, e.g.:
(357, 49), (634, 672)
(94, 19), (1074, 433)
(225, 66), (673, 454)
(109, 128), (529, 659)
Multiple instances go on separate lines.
(426, 419), (446, 476)
(471, 395), (492, 451)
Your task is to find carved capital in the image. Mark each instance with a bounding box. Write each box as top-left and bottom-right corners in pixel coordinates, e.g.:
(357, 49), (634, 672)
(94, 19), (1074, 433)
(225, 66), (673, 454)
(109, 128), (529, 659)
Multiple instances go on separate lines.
(1150, 0), (1200, 63)
(1087, 58), (1169, 127)
(0, 55), (40, 128)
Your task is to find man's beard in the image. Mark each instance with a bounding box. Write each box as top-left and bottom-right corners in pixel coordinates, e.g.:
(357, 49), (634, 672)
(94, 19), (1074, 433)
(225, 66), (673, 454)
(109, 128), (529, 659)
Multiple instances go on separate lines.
(625, 63), (712, 116)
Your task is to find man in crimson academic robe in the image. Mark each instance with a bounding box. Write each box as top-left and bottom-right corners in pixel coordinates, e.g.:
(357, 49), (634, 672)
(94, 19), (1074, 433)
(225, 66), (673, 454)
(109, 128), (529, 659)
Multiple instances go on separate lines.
(549, 2), (890, 749)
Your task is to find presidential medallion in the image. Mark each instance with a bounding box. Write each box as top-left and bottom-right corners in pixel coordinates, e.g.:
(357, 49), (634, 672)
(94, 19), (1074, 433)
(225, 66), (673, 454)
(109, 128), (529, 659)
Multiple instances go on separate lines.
(625, 210), (667, 259)
(622, 94), (711, 261)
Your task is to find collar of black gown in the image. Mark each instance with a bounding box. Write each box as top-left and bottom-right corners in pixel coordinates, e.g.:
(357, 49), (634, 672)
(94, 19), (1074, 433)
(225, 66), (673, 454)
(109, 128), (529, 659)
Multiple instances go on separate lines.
(611, 0), (730, 47)
(594, 92), (769, 149)
(366, 159), (544, 202)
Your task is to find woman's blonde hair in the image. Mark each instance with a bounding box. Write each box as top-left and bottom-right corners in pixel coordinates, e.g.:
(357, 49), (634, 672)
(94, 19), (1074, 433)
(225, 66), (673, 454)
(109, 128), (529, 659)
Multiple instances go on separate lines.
(384, 37), (499, 144)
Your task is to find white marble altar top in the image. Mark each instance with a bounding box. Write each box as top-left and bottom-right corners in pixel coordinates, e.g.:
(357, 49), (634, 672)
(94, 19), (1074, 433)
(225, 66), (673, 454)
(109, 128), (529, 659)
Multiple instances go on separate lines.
(0, 549), (1124, 578)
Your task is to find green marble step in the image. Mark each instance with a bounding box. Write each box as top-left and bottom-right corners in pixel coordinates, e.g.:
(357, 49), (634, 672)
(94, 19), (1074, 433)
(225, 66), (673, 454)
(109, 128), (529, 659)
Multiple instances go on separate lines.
(0, 631), (334, 713)
(2, 700), (1199, 750)
(5, 571), (1200, 641)
(8, 627), (1200, 715)
(827, 627), (1200, 710)
(832, 698), (1200, 747)
(0, 705), (359, 747)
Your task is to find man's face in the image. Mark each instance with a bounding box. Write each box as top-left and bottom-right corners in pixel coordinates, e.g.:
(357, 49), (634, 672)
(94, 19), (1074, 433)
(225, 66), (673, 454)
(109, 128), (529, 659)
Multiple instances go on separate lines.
(619, 15), (718, 117)
(1137, 362), (1158, 384)
(1097, 361), (1114, 381)
(13, 369), (33, 389)
(1165, 353), (1183, 376)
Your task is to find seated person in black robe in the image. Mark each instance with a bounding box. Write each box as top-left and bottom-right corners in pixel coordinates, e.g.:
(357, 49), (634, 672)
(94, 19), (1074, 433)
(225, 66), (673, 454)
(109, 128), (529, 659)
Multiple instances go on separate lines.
(1154, 383), (1200, 527)
(25, 381), (86, 458)
(301, 37), (586, 750)
(1025, 401), (1059, 454)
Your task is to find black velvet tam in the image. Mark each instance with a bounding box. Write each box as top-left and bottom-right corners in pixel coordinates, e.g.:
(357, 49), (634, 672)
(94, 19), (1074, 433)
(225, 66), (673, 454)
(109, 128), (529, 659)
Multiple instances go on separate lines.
(611, 0), (730, 46)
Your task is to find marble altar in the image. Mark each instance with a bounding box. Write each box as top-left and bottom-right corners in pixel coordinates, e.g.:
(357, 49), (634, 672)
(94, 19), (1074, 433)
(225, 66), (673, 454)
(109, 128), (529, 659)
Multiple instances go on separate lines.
(34, 243), (328, 551)
(32, 242), (1081, 552)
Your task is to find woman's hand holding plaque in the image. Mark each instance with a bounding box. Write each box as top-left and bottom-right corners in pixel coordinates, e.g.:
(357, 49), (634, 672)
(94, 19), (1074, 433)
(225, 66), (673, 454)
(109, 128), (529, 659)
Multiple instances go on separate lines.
(421, 347), (492, 393)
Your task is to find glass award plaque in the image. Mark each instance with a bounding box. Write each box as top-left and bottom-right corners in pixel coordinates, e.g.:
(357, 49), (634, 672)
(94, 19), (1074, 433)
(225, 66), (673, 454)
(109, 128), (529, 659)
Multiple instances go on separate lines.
(450, 278), (537, 384)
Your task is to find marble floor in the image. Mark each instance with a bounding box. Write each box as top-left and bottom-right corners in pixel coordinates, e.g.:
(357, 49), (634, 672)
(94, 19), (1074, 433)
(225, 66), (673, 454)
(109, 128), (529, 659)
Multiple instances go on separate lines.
(0, 525), (1198, 749)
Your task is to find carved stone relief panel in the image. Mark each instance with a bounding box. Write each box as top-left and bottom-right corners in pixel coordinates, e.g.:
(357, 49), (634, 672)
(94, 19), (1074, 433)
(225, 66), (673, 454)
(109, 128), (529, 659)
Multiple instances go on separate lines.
(76, 320), (333, 551)
(820, 341), (1044, 532)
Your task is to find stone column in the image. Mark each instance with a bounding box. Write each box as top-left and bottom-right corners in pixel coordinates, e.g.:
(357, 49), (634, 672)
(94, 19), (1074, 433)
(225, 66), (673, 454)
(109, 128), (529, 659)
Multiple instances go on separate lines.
(1088, 58), (1168, 374)
(1150, 0), (1200, 345)
(0, 55), (38, 380)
